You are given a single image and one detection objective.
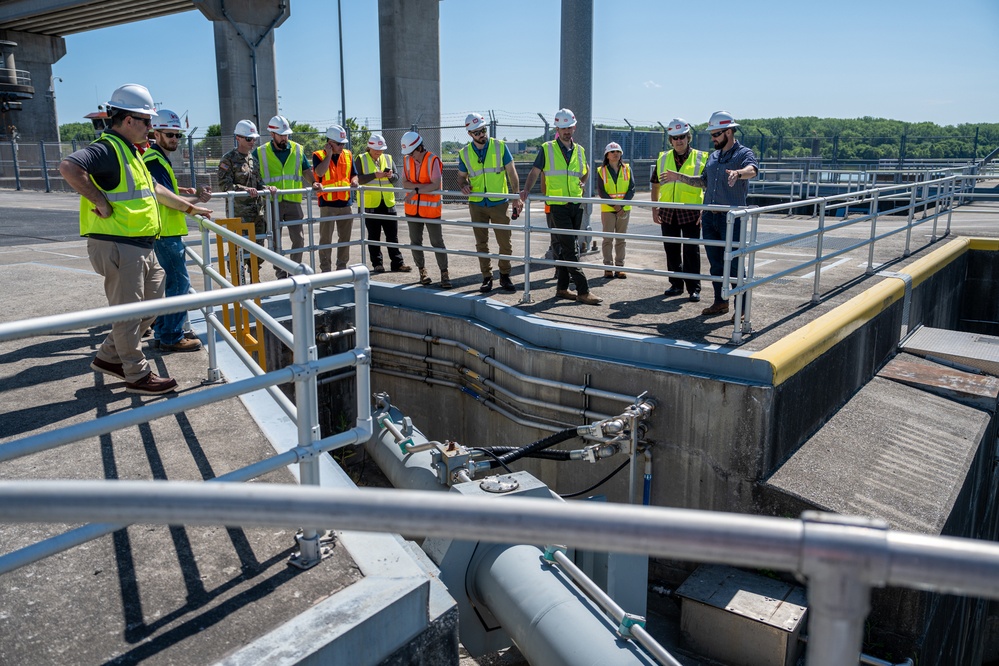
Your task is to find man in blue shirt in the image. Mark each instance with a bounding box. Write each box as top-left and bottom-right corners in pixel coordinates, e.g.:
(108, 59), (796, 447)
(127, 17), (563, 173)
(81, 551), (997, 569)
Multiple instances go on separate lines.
(660, 110), (758, 316)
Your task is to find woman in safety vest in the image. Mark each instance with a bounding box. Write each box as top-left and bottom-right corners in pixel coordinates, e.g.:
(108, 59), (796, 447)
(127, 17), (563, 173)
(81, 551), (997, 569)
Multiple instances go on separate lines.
(595, 142), (634, 279)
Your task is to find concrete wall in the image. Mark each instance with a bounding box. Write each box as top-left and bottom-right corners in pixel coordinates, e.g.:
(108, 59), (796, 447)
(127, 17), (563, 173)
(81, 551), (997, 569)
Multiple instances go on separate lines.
(960, 249), (999, 335)
(0, 29), (64, 142)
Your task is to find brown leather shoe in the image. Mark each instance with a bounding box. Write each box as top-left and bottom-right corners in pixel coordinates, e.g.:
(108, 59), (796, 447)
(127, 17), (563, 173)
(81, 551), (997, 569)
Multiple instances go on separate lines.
(577, 292), (603, 305)
(391, 264), (412, 273)
(702, 301), (730, 316)
(125, 372), (178, 395)
(91, 357), (125, 381)
(615, 271), (627, 279)
(555, 289), (577, 301)
(603, 270), (614, 279)
(159, 338), (203, 353)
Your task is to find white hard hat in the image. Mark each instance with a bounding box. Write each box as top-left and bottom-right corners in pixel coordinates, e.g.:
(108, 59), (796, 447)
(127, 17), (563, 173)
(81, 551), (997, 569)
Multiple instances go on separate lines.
(553, 108), (577, 129)
(367, 134), (387, 151)
(325, 124), (347, 143)
(400, 131), (423, 155)
(107, 83), (157, 115)
(666, 118), (691, 136)
(706, 110), (739, 133)
(234, 119), (259, 139)
(465, 113), (487, 133)
(267, 115), (293, 136)
(151, 109), (182, 132)
(603, 142), (623, 156)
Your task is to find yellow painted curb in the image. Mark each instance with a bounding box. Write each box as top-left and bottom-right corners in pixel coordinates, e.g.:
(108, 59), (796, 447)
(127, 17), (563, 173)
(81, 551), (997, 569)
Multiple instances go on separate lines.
(752, 237), (972, 386)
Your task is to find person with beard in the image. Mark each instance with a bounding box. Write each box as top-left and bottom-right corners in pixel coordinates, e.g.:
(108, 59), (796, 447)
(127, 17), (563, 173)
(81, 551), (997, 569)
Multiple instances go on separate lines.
(660, 111), (758, 316)
(143, 109), (212, 352)
(255, 115), (318, 278)
(457, 112), (523, 293)
(652, 118), (707, 303)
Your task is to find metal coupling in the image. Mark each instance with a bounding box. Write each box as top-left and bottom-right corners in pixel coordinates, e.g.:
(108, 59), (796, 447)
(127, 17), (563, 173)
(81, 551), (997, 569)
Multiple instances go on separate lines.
(542, 544), (567, 564)
(617, 613), (646, 639)
(288, 362), (319, 381)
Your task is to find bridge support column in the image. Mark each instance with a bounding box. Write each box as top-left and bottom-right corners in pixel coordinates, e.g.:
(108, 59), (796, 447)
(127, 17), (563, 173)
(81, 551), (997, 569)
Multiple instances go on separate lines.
(194, 0), (289, 137)
(377, 0), (440, 155)
(0, 30), (65, 142)
(559, 0), (594, 219)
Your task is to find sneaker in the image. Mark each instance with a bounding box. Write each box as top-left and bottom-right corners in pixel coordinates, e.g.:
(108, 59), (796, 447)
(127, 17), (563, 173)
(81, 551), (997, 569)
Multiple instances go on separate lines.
(125, 372), (178, 395)
(689, 292), (701, 302)
(702, 301), (730, 316)
(392, 264), (413, 273)
(372, 264), (386, 274)
(577, 292), (603, 306)
(90, 357), (125, 381)
(499, 274), (516, 293)
(479, 276), (493, 293)
(418, 268), (432, 285)
(159, 338), (203, 353)
(555, 289), (577, 301)
(439, 271), (452, 289)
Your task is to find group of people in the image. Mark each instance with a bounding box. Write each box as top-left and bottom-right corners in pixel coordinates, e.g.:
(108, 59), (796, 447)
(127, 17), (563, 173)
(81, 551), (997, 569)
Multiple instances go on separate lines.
(60, 81), (759, 396)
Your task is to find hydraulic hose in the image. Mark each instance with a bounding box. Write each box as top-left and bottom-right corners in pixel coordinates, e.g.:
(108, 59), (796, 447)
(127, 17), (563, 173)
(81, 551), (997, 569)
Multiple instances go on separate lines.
(477, 446), (573, 461)
(487, 428), (579, 469)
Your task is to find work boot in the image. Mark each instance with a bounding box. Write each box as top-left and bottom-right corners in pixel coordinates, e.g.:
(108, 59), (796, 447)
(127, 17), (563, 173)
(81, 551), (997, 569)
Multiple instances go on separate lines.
(90, 357), (125, 381)
(125, 372), (178, 395)
(372, 264), (386, 274)
(419, 268), (432, 285)
(158, 338), (203, 353)
(555, 289), (577, 301)
(440, 271), (452, 289)
(499, 274), (516, 293)
(577, 292), (603, 306)
(702, 301), (730, 316)
(392, 264), (412, 273)
(479, 276), (493, 293)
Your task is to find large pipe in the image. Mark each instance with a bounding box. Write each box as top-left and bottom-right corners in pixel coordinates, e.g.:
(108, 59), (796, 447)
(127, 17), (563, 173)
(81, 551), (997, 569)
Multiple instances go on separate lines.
(470, 543), (655, 666)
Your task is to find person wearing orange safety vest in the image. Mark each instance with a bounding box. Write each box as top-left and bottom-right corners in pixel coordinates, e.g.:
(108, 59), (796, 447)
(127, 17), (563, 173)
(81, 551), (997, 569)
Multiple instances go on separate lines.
(652, 118), (708, 303)
(59, 84), (211, 396)
(400, 131), (450, 288)
(312, 125), (359, 272)
(595, 142), (635, 279)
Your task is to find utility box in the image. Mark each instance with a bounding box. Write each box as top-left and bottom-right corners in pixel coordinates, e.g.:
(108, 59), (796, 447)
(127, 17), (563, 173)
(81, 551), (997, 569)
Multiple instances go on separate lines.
(676, 564), (807, 666)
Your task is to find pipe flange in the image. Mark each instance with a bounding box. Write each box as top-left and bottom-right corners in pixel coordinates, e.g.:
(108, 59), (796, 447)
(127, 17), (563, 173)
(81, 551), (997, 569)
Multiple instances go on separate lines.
(479, 475), (520, 494)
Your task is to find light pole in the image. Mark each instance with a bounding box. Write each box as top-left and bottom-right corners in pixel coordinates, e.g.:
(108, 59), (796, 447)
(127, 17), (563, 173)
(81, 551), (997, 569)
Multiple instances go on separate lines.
(49, 75), (62, 143)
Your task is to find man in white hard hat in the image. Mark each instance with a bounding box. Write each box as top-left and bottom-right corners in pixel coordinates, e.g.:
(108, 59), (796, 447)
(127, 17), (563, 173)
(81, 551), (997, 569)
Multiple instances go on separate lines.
(652, 118), (707, 303)
(218, 119), (271, 252)
(400, 131), (450, 288)
(520, 108), (602, 305)
(59, 84), (212, 396)
(313, 125), (359, 272)
(661, 111), (758, 316)
(354, 133), (411, 274)
(144, 109), (212, 353)
(255, 115), (318, 279)
(457, 113), (523, 294)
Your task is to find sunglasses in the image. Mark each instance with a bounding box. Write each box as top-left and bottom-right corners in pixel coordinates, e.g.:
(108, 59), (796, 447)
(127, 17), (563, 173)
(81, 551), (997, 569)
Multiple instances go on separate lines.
(670, 135), (688, 141)
(710, 130), (727, 139)
(160, 132), (183, 139)
(237, 135), (257, 142)
(129, 115), (152, 127)
(470, 129), (487, 137)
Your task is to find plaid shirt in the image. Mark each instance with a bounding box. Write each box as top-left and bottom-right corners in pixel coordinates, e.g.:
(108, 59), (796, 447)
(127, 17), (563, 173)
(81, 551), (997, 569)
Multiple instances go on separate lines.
(652, 150), (701, 227)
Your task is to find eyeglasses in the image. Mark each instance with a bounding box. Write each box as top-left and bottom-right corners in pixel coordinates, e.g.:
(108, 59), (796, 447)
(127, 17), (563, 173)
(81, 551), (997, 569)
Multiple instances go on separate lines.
(129, 115), (152, 127)
(160, 132), (183, 139)
(710, 130), (727, 139)
(670, 135), (688, 142)
(237, 135), (257, 142)
(470, 129), (487, 137)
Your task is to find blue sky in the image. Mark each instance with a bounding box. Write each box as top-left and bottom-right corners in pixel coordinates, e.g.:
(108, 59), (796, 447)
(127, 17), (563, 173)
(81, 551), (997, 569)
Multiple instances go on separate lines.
(51, 0), (998, 135)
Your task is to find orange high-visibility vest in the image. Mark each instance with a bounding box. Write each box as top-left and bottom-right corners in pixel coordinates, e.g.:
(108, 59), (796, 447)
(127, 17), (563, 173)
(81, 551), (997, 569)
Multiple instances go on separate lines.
(313, 148), (352, 204)
(403, 151), (442, 219)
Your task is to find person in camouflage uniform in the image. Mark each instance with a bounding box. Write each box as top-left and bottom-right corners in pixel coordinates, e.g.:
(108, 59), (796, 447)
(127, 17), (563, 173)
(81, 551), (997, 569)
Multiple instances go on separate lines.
(217, 119), (272, 247)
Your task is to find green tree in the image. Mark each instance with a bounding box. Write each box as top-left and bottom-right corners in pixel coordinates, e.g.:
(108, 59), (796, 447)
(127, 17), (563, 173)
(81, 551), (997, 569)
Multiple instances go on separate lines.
(59, 122), (98, 142)
(343, 117), (371, 157)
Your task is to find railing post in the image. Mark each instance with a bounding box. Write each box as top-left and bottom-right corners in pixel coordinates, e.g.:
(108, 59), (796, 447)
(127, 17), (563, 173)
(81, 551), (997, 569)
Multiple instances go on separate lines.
(944, 176), (956, 237)
(305, 190), (317, 272)
(358, 186), (368, 267)
(199, 218), (222, 383)
(811, 200), (827, 303)
(188, 135), (196, 189)
(11, 139), (21, 191)
(723, 211), (741, 345)
(902, 181), (917, 258)
(743, 211), (760, 327)
(865, 190), (880, 274)
(520, 195), (534, 304)
(270, 192), (282, 260)
(39, 141), (51, 193)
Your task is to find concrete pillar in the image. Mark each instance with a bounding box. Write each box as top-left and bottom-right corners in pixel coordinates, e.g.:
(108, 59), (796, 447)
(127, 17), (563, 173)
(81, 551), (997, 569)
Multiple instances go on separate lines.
(377, 0), (441, 156)
(194, 0), (288, 137)
(0, 30), (65, 142)
(559, 0), (593, 198)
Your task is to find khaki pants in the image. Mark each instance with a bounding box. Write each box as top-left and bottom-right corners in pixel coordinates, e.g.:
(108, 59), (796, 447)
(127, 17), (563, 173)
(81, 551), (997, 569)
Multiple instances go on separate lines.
(469, 202), (513, 277)
(600, 209), (630, 267)
(319, 208), (354, 272)
(408, 218), (448, 271)
(87, 238), (164, 382)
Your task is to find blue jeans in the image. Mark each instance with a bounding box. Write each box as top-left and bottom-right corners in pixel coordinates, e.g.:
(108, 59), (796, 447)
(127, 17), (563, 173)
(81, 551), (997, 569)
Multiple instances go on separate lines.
(701, 211), (741, 303)
(153, 236), (191, 345)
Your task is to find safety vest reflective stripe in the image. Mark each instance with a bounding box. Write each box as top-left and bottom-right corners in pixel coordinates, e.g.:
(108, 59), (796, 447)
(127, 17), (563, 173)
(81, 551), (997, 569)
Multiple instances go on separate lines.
(255, 142), (304, 203)
(597, 164), (632, 212)
(461, 139), (508, 204)
(143, 148), (188, 237)
(657, 149), (706, 205)
(79, 133), (161, 238)
(313, 148), (352, 203)
(359, 152), (395, 209)
(542, 140), (586, 206)
(403, 152), (442, 219)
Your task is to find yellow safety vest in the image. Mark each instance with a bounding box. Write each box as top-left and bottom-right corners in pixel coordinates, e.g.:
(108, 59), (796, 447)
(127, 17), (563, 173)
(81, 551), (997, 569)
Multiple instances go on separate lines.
(79, 133), (160, 238)
(358, 152), (396, 209)
(143, 147), (188, 237)
(542, 140), (587, 206)
(597, 163), (632, 212)
(460, 138), (508, 204)
(656, 149), (707, 205)
(255, 141), (305, 203)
